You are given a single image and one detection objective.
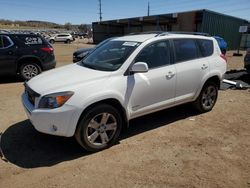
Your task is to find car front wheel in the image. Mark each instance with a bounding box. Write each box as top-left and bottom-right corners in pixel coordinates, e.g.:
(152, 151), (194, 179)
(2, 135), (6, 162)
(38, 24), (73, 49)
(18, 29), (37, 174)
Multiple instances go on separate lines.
(75, 104), (122, 152)
(193, 81), (218, 112)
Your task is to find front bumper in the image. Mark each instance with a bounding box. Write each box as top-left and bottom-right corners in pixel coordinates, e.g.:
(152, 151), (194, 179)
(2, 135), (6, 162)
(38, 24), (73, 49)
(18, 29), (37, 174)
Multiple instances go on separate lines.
(22, 92), (79, 137)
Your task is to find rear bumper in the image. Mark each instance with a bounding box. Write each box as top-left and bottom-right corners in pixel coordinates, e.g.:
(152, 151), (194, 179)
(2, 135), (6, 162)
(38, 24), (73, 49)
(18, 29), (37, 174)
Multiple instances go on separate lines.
(42, 59), (56, 71)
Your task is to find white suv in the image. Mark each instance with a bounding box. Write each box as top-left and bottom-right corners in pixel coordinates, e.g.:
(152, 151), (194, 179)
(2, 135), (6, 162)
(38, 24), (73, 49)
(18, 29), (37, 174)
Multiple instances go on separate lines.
(22, 33), (227, 151)
(49, 33), (74, 44)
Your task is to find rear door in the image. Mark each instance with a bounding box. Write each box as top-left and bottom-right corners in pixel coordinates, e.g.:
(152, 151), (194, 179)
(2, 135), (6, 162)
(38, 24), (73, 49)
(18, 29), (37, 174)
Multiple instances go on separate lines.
(128, 40), (176, 118)
(0, 35), (17, 75)
(173, 38), (209, 103)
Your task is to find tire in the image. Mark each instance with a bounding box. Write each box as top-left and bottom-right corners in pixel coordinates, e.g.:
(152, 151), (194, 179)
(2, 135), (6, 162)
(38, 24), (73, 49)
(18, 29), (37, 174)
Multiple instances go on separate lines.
(193, 81), (218, 113)
(20, 63), (42, 80)
(66, 39), (70, 44)
(75, 104), (123, 152)
(49, 39), (55, 44)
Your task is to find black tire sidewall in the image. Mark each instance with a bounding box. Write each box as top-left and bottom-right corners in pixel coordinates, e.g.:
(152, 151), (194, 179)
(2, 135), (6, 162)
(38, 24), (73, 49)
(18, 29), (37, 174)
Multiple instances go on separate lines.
(76, 104), (123, 152)
(195, 82), (218, 112)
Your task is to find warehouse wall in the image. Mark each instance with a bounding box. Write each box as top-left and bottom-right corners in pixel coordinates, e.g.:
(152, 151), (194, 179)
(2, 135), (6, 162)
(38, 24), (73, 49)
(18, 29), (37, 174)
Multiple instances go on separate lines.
(93, 10), (248, 48)
(201, 10), (246, 50)
(93, 23), (123, 44)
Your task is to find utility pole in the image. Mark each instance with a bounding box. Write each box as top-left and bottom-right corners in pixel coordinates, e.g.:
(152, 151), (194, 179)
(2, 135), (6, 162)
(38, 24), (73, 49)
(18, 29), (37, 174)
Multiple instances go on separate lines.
(147, 1), (150, 16)
(99, 0), (102, 22)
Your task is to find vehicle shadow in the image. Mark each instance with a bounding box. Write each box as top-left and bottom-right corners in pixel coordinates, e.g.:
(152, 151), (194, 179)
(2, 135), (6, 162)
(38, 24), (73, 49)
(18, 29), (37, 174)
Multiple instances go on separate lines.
(1, 104), (199, 168)
(0, 75), (23, 84)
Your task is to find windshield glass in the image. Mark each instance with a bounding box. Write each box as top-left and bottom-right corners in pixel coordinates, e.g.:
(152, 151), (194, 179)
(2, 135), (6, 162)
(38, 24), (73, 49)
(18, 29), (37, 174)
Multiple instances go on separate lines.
(81, 40), (141, 71)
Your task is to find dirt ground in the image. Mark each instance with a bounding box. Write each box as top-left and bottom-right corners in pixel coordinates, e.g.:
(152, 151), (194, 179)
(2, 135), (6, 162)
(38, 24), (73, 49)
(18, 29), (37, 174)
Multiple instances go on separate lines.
(0, 43), (249, 188)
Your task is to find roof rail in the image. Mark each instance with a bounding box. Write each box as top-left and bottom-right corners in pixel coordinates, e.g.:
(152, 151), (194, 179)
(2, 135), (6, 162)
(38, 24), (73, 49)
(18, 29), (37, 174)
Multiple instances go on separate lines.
(128, 31), (163, 35)
(156, 31), (210, 37)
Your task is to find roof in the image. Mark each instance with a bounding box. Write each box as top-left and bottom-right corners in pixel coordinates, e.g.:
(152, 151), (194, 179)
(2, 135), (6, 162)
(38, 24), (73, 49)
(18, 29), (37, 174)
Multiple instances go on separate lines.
(111, 32), (213, 42)
(112, 34), (157, 42)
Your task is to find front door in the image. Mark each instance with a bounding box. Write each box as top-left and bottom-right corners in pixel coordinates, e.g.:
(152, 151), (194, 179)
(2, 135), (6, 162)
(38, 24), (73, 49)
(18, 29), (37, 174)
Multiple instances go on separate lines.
(128, 40), (176, 118)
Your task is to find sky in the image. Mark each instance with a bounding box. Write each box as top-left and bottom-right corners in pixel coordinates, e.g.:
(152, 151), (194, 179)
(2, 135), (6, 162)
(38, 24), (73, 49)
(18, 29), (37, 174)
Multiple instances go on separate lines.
(0, 0), (250, 24)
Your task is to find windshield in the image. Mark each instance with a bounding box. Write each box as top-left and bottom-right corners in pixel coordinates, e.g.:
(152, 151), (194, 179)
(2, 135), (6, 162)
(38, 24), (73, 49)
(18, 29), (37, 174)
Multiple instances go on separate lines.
(81, 40), (141, 71)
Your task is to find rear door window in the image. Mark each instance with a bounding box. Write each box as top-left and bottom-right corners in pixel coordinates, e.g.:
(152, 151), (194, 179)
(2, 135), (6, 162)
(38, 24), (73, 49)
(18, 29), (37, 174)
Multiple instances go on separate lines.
(0, 36), (3, 48)
(173, 39), (200, 63)
(197, 39), (213, 57)
(0, 36), (13, 49)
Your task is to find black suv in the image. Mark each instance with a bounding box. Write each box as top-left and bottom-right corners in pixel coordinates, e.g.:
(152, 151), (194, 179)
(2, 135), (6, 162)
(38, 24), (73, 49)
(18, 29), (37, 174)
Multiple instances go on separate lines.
(0, 34), (56, 80)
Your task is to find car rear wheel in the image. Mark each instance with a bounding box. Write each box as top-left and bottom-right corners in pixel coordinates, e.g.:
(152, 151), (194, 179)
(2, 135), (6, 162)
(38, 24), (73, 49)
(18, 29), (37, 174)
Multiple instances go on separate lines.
(49, 39), (55, 44)
(20, 63), (41, 80)
(75, 104), (122, 152)
(193, 81), (218, 112)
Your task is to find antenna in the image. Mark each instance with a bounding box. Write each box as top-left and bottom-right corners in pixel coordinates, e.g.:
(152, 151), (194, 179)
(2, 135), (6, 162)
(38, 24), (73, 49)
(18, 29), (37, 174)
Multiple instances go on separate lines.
(99, 0), (102, 22)
(147, 1), (150, 16)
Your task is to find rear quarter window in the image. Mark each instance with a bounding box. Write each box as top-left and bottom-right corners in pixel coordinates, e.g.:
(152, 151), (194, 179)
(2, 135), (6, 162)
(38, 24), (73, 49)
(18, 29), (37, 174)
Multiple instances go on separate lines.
(17, 35), (44, 45)
(197, 39), (214, 57)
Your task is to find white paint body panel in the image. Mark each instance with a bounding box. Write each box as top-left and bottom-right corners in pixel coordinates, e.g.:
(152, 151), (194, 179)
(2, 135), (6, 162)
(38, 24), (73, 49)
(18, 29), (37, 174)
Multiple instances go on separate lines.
(22, 34), (227, 137)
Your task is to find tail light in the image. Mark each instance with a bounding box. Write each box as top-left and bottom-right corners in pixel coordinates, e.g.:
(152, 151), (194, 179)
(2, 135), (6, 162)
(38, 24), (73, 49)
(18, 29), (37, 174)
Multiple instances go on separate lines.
(41, 47), (54, 53)
(220, 54), (227, 63)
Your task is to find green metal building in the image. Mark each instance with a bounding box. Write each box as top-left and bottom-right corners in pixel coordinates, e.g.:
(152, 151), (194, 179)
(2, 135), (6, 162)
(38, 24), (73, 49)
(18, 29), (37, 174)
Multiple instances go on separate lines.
(92, 9), (248, 50)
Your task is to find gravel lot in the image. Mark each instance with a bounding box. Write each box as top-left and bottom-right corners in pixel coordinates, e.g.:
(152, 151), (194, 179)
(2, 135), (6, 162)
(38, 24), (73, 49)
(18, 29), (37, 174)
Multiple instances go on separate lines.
(0, 43), (249, 188)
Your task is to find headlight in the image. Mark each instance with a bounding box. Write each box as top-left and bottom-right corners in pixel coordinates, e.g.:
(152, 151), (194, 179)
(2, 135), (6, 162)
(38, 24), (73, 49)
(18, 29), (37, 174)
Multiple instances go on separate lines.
(38, 91), (74, 109)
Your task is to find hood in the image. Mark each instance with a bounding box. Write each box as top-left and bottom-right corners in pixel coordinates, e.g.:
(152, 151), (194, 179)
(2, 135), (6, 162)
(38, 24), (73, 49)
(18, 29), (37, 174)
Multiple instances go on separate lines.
(27, 63), (111, 95)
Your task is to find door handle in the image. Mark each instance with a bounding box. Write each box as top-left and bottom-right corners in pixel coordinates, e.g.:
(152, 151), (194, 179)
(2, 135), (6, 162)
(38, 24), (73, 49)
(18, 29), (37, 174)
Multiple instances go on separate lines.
(201, 64), (208, 70)
(166, 71), (175, 79)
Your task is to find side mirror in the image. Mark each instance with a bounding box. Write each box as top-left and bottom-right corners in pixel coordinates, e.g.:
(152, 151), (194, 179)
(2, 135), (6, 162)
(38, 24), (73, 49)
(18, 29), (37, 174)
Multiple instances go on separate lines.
(130, 62), (149, 73)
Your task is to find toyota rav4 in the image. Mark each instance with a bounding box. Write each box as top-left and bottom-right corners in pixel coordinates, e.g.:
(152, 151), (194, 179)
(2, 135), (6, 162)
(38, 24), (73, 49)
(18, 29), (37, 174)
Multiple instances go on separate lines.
(22, 33), (227, 151)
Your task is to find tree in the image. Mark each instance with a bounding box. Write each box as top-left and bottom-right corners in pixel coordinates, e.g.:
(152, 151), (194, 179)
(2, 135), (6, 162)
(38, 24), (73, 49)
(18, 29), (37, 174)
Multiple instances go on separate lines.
(64, 22), (72, 30)
(78, 24), (88, 33)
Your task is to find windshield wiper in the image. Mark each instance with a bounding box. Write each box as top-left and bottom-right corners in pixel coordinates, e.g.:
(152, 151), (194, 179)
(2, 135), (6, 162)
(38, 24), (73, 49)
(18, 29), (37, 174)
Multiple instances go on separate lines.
(81, 62), (97, 70)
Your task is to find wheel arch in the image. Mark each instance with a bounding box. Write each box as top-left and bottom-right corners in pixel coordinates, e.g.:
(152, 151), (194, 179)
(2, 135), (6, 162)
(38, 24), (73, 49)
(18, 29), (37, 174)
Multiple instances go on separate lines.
(194, 74), (221, 101)
(17, 56), (42, 72)
(75, 98), (129, 135)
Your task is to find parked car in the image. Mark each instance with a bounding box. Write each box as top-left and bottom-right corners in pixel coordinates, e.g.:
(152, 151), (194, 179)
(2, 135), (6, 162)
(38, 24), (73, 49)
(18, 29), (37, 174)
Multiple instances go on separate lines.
(244, 48), (250, 72)
(49, 33), (74, 44)
(213, 36), (227, 55)
(22, 33), (227, 152)
(73, 37), (114, 62)
(0, 33), (56, 80)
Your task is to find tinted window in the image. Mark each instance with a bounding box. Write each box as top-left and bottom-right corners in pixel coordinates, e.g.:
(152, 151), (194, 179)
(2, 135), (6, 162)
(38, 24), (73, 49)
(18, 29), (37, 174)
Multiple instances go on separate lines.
(0, 36), (12, 48)
(197, 39), (213, 57)
(17, 36), (43, 45)
(173, 39), (199, 62)
(58, 35), (68, 37)
(3, 36), (11, 47)
(0, 36), (3, 48)
(135, 41), (171, 69)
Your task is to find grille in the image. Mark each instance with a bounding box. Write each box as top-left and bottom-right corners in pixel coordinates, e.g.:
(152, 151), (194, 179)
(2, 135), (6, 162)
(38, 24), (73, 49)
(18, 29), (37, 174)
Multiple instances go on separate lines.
(24, 83), (40, 106)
